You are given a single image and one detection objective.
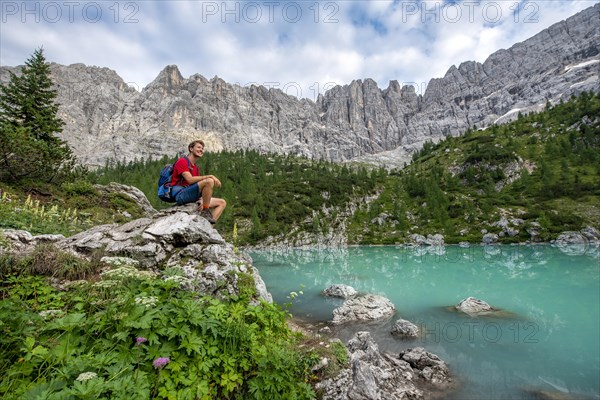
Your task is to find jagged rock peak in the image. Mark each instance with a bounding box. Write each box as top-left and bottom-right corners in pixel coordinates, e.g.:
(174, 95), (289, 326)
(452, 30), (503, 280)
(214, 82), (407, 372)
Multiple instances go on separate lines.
(148, 65), (185, 90)
(386, 80), (402, 94)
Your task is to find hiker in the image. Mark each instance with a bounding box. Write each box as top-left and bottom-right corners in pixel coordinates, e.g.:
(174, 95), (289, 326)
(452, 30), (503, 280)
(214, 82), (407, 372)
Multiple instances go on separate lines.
(170, 140), (226, 224)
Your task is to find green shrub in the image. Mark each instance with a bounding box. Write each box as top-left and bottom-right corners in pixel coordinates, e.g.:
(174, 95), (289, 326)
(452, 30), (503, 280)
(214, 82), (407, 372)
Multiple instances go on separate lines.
(0, 270), (317, 399)
(2, 244), (100, 281)
(61, 180), (97, 196)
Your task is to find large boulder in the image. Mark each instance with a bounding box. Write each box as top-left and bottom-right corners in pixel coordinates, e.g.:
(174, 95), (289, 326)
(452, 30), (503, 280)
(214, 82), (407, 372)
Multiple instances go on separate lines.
(399, 347), (451, 385)
(580, 226), (600, 241)
(526, 222), (542, 241)
(332, 294), (395, 325)
(0, 209), (271, 302)
(491, 217), (521, 238)
(315, 331), (453, 399)
(0, 229), (64, 252)
(409, 234), (427, 246)
(552, 230), (596, 256)
(426, 234), (445, 246)
(482, 233), (499, 245)
(553, 231), (587, 245)
(93, 183), (156, 216)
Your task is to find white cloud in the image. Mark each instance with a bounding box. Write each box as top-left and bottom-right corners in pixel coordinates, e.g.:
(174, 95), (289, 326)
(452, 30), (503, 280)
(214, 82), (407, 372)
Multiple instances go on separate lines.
(1, 0), (597, 99)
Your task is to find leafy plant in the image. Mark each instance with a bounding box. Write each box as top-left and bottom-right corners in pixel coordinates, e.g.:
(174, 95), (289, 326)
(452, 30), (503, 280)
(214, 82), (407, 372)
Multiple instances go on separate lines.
(0, 260), (318, 399)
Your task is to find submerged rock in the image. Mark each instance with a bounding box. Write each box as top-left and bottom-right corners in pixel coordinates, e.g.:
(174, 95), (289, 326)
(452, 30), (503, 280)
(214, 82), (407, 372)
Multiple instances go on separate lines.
(522, 388), (595, 400)
(322, 284), (358, 298)
(332, 294), (395, 325)
(316, 331), (453, 400)
(450, 297), (520, 319)
(455, 297), (495, 316)
(391, 319), (420, 338)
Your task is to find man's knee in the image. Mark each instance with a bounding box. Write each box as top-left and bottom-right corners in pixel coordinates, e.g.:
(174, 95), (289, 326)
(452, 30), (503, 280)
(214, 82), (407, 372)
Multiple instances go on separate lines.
(198, 179), (214, 189)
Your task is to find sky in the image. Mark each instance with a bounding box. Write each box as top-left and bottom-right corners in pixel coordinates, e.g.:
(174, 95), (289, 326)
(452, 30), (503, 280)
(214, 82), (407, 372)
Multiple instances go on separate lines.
(1, 0), (598, 101)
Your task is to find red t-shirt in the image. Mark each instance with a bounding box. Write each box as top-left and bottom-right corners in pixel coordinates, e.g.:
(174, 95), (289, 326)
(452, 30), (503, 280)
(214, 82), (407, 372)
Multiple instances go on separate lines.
(170, 157), (199, 187)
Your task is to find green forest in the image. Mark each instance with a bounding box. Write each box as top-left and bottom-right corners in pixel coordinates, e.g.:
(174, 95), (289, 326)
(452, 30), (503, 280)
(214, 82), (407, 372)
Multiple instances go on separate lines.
(88, 151), (384, 244)
(84, 91), (600, 245)
(350, 91), (600, 244)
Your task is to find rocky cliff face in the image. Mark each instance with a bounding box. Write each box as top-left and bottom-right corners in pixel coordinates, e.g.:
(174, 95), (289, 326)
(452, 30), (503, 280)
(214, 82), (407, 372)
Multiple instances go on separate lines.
(1, 4), (598, 168)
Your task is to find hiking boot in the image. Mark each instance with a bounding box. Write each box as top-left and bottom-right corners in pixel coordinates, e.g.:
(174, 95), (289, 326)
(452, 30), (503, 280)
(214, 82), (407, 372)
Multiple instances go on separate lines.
(199, 208), (216, 224)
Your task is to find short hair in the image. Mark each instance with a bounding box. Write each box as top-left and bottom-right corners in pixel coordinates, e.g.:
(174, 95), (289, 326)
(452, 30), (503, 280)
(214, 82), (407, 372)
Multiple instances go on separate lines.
(188, 140), (205, 152)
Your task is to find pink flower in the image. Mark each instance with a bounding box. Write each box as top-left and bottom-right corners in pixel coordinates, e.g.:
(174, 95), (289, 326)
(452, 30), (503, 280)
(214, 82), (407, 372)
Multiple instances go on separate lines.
(135, 337), (148, 346)
(153, 357), (170, 369)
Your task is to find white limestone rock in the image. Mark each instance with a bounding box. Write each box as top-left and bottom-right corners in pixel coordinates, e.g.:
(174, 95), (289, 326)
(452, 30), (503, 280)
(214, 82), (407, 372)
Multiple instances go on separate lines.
(332, 294), (395, 325)
(322, 284), (358, 299)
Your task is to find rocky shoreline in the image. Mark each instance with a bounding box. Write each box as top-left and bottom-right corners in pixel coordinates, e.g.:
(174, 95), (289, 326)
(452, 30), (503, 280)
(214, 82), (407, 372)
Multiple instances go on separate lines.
(247, 211), (600, 251)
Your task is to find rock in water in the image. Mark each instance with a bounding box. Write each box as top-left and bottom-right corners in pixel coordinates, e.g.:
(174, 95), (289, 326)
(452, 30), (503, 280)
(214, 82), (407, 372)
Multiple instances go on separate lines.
(455, 297), (495, 316)
(322, 284), (358, 298)
(391, 319), (420, 338)
(332, 294), (395, 325)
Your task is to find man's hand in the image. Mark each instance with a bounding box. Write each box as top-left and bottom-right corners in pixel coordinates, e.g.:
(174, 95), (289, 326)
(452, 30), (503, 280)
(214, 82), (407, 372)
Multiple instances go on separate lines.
(208, 175), (222, 188)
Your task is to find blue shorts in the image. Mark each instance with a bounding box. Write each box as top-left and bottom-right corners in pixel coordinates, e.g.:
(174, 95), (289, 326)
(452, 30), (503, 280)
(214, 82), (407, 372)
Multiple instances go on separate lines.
(172, 184), (200, 205)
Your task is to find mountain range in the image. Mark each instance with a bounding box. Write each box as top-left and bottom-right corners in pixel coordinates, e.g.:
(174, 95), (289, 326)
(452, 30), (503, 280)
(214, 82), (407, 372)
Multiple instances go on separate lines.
(1, 3), (599, 169)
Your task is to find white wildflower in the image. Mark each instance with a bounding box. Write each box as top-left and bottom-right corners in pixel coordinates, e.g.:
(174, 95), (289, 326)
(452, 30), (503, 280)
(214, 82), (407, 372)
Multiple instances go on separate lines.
(63, 280), (89, 288)
(164, 275), (192, 287)
(135, 296), (158, 308)
(92, 280), (119, 289)
(101, 256), (140, 267)
(101, 266), (156, 280)
(76, 372), (98, 381)
(38, 309), (65, 319)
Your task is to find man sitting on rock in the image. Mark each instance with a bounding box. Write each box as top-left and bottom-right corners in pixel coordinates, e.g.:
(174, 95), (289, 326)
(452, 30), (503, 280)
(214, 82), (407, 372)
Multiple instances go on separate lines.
(170, 140), (226, 224)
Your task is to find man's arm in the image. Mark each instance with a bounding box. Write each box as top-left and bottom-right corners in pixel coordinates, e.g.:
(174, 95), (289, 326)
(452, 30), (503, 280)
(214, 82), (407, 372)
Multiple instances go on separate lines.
(182, 172), (222, 187)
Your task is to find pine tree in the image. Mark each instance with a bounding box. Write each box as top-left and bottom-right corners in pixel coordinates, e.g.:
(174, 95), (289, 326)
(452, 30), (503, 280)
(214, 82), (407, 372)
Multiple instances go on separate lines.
(0, 48), (64, 141)
(0, 48), (74, 183)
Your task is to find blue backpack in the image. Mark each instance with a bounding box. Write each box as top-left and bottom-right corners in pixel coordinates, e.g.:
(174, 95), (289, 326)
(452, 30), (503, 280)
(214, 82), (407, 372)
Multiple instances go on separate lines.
(157, 157), (191, 202)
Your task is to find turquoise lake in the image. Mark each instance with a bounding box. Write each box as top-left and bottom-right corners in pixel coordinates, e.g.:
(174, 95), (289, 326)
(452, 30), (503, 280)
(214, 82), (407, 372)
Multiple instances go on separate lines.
(250, 244), (600, 400)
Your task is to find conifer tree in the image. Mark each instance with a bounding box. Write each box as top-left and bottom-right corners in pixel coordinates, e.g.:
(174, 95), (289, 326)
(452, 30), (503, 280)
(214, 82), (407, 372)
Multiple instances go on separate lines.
(0, 48), (74, 183)
(0, 48), (64, 140)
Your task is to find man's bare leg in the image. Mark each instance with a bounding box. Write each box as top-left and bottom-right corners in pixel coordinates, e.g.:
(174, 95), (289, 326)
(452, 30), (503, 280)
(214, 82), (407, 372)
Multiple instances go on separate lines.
(199, 179), (214, 207)
(196, 197), (227, 220)
(209, 198), (227, 220)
